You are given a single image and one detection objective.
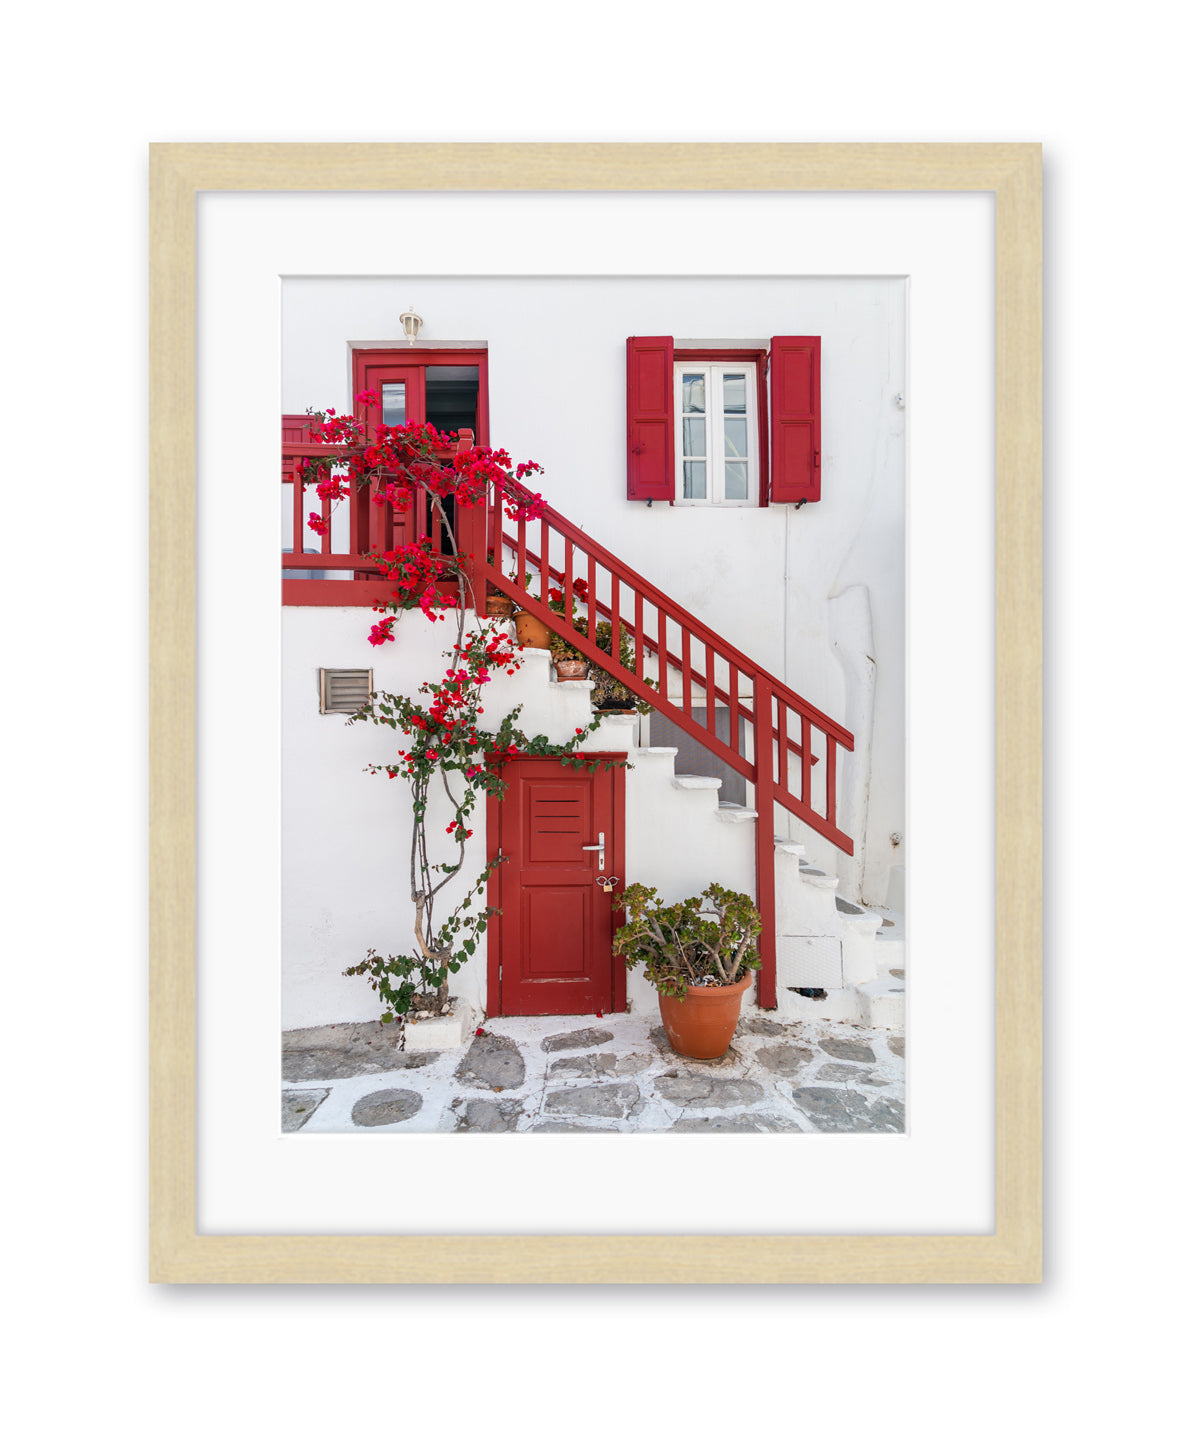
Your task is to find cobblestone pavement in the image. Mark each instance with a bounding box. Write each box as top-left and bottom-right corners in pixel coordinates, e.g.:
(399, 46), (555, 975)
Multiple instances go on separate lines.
(282, 1007), (906, 1134)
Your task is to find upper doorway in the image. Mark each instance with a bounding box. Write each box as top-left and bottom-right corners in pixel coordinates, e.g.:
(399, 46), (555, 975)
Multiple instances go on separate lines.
(353, 349), (490, 556)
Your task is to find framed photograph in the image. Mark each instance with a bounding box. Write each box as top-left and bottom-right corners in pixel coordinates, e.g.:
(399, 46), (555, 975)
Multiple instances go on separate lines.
(150, 144), (1041, 1283)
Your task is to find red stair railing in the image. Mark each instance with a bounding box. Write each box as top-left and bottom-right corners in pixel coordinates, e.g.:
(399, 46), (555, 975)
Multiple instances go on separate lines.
(476, 479), (855, 1010)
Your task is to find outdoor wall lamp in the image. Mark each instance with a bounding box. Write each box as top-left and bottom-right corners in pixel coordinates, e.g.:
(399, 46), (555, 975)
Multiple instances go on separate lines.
(399, 306), (424, 345)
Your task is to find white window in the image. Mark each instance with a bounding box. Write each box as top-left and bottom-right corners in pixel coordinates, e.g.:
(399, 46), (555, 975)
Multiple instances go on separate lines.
(673, 362), (759, 506)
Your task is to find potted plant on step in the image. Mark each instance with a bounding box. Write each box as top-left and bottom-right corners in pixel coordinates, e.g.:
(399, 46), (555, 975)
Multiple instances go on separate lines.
(613, 882), (763, 1059)
(549, 631), (590, 680)
(587, 619), (652, 714)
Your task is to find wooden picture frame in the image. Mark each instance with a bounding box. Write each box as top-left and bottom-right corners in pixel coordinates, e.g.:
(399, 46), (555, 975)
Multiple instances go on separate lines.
(150, 143), (1041, 1283)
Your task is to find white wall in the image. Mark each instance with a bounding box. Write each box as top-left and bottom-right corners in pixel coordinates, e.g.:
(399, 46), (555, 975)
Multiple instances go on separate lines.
(282, 275), (907, 905)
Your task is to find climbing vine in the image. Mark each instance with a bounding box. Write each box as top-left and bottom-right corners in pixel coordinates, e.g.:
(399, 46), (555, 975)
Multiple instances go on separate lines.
(294, 395), (618, 1023)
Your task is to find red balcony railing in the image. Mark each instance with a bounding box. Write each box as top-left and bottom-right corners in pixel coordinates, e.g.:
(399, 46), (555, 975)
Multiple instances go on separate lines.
(281, 431), (475, 607)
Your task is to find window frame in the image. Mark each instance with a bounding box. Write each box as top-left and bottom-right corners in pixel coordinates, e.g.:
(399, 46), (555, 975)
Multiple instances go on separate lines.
(671, 349), (768, 508)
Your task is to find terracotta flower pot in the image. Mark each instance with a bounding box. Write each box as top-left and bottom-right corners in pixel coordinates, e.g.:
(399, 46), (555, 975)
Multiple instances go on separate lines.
(657, 970), (754, 1060)
(513, 610), (552, 649)
(554, 658), (589, 680)
(485, 594), (516, 618)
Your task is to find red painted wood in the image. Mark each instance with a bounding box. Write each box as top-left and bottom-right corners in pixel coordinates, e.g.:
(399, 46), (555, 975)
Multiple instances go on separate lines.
(769, 336), (821, 504)
(280, 424), (856, 859)
(753, 674), (778, 1009)
(485, 786), (502, 1017)
(495, 757), (625, 1016)
(610, 572), (621, 674)
(826, 730), (837, 830)
(478, 518), (852, 852)
(626, 336), (674, 501)
(492, 527), (852, 750)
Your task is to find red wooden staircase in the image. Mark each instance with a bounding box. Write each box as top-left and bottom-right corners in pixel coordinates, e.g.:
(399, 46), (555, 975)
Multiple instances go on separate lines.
(283, 440), (855, 1010)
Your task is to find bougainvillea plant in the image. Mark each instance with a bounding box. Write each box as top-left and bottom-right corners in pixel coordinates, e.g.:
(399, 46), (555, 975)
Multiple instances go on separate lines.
(294, 395), (618, 1025)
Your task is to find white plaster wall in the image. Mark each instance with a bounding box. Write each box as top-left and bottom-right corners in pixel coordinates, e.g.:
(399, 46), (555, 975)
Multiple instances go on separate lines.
(282, 275), (906, 1023)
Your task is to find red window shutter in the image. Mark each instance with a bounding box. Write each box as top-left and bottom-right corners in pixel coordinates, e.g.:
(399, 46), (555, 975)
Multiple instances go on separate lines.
(769, 336), (821, 503)
(626, 336), (674, 501)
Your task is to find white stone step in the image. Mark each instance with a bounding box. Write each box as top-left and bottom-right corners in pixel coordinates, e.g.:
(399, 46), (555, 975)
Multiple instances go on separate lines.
(715, 804), (757, 824)
(853, 976), (905, 1030)
(671, 774), (723, 791)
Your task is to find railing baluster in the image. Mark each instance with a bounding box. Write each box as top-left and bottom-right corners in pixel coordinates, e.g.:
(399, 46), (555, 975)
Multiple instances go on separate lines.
(728, 665), (739, 754)
(706, 645), (715, 737)
(348, 469), (361, 557)
(778, 703), (788, 792)
(587, 555), (597, 645)
(611, 573), (622, 671)
(539, 516), (550, 602)
(752, 673), (777, 1009)
(563, 540), (574, 626)
(826, 732), (837, 824)
(658, 606), (668, 705)
(681, 627), (691, 715)
(634, 591), (644, 681)
(516, 513), (527, 598)
(801, 716), (812, 810)
(291, 465), (303, 555)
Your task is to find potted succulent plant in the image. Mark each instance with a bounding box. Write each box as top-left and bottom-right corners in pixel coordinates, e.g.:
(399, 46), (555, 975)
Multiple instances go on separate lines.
(613, 882), (763, 1058)
(549, 631), (590, 680)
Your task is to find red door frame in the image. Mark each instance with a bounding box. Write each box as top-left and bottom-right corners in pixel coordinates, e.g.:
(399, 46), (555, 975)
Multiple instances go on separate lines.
(485, 755), (627, 1018)
(352, 348), (491, 446)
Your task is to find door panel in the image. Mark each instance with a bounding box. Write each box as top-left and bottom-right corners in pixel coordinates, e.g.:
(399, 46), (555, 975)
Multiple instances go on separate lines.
(496, 758), (625, 1017)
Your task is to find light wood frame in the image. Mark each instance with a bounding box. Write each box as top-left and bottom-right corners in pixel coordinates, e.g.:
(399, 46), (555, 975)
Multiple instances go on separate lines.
(150, 143), (1041, 1284)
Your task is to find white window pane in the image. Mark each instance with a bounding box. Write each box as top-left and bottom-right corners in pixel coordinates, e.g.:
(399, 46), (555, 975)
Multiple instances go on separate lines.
(723, 417), (748, 458)
(722, 374), (746, 413)
(725, 462), (749, 500)
(682, 416), (706, 457)
(684, 461), (707, 499)
(381, 382), (406, 426)
(682, 374), (706, 413)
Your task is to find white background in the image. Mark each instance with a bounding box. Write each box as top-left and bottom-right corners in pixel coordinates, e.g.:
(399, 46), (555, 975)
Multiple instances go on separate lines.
(4, 3), (1194, 1438)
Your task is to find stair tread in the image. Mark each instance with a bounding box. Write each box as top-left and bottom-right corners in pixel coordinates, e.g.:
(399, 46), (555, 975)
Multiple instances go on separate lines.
(715, 805), (758, 823)
(672, 774), (723, 789)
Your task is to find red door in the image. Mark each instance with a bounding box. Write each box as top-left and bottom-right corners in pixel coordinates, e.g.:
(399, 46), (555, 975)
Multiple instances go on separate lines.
(492, 757), (625, 1017)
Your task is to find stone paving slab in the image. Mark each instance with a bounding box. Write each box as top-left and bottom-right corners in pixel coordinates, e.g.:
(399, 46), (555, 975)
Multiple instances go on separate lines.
(282, 1022), (437, 1082)
(282, 1088), (329, 1132)
(282, 1008), (905, 1135)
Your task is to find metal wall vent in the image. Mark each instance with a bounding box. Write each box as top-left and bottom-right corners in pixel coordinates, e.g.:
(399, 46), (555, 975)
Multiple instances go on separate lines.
(319, 668), (373, 715)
